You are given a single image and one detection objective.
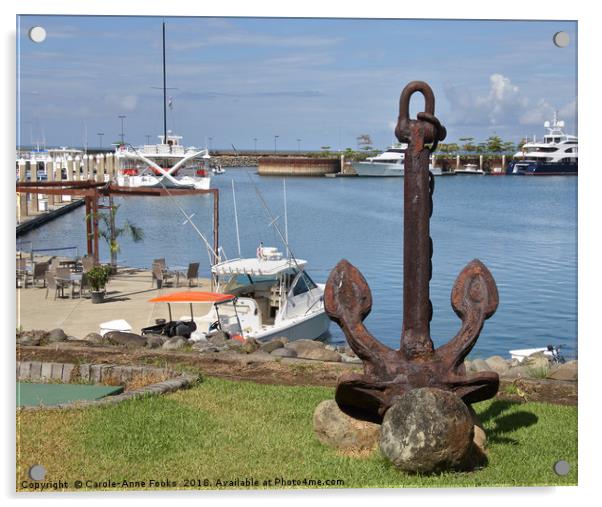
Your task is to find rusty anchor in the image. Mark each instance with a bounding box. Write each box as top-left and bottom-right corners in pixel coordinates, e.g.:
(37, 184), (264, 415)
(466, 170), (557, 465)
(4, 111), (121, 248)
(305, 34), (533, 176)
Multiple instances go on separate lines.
(324, 81), (500, 424)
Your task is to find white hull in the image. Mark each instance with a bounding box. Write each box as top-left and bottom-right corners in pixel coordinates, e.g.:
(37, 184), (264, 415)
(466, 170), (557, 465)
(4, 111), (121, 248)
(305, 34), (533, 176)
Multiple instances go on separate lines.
(247, 310), (331, 343)
(116, 174), (211, 190)
(454, 170), (484, 175)
(352, 162), (442, 177)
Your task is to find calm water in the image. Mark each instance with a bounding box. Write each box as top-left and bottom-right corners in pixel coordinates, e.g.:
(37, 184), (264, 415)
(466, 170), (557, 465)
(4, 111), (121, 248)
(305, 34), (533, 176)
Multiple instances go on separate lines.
(19, 170), (577, 359)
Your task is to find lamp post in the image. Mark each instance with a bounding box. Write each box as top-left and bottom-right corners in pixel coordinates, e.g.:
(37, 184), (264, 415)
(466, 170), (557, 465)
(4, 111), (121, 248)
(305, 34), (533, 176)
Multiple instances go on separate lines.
(145, 134), (152, 145)
(274, 135), (279, 154)
(253, 137), (258, 152)
(297, 138), (301, 153)
(97, 132), (104, 149)
(208, 137), (213, 153)
(118, 115), (126, 144)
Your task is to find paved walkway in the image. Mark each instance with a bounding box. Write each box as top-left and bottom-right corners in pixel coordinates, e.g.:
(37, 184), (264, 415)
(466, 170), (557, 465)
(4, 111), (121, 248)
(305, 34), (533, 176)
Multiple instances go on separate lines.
(17, 268), (211, 338)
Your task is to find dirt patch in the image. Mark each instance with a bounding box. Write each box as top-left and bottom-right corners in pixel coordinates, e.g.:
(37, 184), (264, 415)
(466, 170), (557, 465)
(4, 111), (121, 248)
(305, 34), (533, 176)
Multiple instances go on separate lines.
(17, 344), (577, 405)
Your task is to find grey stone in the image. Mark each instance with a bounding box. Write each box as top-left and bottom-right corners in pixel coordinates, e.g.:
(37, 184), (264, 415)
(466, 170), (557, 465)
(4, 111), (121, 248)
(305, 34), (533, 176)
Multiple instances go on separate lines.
(145, 334), (167, 349)
(340, 354), (362, 364)
(379, 388), (474, 473)
(241, 338), (260, 354)
(29, 362), (42, 381)
(547, 360), (578, 381)
(40, 362), (53, 380)
(463, 360), (474, 372)
(90, 364), (102, 383)
(471, 358), (492, 372)
(270, 347), (297, 358)
(502, 365), (531, 378)
(83, 332), (104, 344)
(162, 336), (188, 350)
(19, 330), (48, 346)
(295, 347), (341, 362)
(284, 339), (325, 356)
(260, 339), (285, 353)
(313, 399), (380, 451)
(18, 362), (31, 380)
(207, 331), (228, 346)
(485, 355), (510, 374)
(51, 363), (64, 380)
(242, 350), (274, 363)
(105, 331), (147, 348)
(62, 364), (74, 382)
(78, 364), (91, 382)
(47, 328), (68, 343)
(523, 352), (551, 371)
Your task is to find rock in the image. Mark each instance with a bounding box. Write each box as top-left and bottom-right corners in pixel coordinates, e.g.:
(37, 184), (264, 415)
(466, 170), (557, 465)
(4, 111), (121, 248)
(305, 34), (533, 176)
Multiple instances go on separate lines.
(285, 339), (325, 354)
(260, 339), (285, 353)
(18, 330), (48, 346)
(242, 350), (274, 363)
(207, 331), (228, 347)
(145, 334), (167, 349)
(226, 339), (243, 351)
(66, 335), (81, 341)
(344, 346), (357, 358)
(502, 365), (531, 378)
(547, 360), (578, 381)
(270, 347), (297, 358)
(47, 328), (68, 343)
(379, 388), (474, 473)
(523, 352), (551, 371)
(296, 347), (341, 362)
(162, 336), (189, 350)
(241, 338), (260, 354)
(463, 360), (474, 373)
(313, 400), (380, 451)
(340, 354), (362, 364)
(485, 355), (510, 374)
(466, 405), (487, 452)
(83, 332), (104, 344)
(105, 331), (147, 348)
(471, 358), (492, 372)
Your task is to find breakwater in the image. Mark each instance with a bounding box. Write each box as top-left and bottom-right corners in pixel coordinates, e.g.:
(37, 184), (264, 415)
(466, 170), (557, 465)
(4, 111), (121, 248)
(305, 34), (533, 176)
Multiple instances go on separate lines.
(258, 157), (340, 176)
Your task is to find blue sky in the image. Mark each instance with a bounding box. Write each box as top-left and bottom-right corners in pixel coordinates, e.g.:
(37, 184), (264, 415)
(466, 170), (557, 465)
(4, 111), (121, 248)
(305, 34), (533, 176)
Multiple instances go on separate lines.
(17, 16), (577, 150)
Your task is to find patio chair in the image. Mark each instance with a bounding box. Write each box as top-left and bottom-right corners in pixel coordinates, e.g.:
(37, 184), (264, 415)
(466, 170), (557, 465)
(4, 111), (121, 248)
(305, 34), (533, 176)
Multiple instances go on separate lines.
(32, 262), (49, 288)
(151, 259), (174, 288)
(16, 258), (29, 288)
(81, 255), (95, 273)
(177, 262), (200, 287)
(49, 257), (61, 273)
(71, 272), (88, 298)
(45, 272), (61, 300)
(54, 267), (72, 298)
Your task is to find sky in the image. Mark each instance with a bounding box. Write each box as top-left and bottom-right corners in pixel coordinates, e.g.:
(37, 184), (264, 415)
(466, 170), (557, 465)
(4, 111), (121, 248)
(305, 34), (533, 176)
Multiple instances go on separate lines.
(16, 16), (577, 151)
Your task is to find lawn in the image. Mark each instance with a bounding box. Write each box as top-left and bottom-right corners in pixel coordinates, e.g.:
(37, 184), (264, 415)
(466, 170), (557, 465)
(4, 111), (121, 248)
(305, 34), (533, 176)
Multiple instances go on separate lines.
(16, 376), (577, 490)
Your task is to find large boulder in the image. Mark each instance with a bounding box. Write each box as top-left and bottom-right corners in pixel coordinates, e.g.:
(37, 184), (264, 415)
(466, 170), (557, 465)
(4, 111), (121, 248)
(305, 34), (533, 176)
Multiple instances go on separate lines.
(47, 328), (68, 343)
(144, 334), (168, 349)
(523, 352), (551, 371)
(83, 332), (104, 344)
(162, 336), (189, 350)
(285, 339), (325, 354)
(270, 347), (297, 358)
(379, 388), (474, 473)
(485, 355), (510, 374)
(18, 330), (48, 346)
(286, 340), (341, 362)
(471, 358), (492, 372)
(313, 400), (380, 451)
(105, 331), (147, 348)
(241, 338), (260, 354)
(547, 360), (578, 381)
(260, 339), (285, 353)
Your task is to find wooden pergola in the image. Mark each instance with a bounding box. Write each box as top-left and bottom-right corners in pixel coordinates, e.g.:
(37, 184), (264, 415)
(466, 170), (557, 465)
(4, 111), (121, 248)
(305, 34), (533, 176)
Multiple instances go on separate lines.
(16, 180), (219, 264)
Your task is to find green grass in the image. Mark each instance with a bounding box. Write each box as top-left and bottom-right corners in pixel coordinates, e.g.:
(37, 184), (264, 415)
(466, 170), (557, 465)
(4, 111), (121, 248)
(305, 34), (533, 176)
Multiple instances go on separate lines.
(16, 377), (577, 490)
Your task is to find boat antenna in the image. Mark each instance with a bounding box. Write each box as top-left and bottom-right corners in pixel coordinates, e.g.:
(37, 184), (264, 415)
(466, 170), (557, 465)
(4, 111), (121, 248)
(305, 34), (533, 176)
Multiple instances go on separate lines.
(245, 171), (302, 272)
(232, 179), (242, 257)
(162, 21), (168, 147)
(283, 178), (289, 259)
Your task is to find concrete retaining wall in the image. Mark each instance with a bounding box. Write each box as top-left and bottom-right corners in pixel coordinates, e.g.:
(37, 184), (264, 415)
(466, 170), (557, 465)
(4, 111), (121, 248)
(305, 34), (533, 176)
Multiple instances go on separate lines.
(258, 157), (340, 176)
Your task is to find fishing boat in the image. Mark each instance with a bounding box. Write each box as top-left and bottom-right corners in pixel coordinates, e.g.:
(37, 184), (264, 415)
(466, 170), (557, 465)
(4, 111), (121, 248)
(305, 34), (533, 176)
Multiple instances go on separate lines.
(143, 248), (330, 343)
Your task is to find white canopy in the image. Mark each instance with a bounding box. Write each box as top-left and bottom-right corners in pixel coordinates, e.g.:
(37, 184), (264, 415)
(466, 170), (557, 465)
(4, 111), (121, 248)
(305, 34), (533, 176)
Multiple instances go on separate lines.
(212, 257), (306, 277)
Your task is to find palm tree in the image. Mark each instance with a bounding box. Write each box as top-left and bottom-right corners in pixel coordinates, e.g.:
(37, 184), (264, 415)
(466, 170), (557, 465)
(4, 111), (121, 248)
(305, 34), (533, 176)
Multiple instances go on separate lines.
(93, 198), (144, 268)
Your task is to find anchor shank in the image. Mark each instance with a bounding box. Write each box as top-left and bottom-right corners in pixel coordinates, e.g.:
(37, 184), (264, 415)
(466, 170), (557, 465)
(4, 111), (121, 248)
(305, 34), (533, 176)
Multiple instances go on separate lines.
(401, 125), (433, 358)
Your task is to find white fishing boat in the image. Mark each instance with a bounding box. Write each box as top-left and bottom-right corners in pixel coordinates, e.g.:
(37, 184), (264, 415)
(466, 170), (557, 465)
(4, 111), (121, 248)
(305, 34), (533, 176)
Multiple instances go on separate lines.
(351, 145), (442, 176)
(144, 248), (330, 343)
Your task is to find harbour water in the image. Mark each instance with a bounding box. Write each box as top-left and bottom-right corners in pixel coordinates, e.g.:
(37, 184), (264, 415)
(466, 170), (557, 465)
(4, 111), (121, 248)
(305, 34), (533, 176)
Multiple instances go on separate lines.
(19, 171), (577, 359)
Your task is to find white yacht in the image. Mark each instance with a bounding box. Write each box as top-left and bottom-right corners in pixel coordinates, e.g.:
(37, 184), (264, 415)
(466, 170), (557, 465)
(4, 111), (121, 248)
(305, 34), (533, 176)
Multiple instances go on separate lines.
(455, 163), (484, 175)
(115, 132), (212, 190)
(351, 145), (442, 176)
(507, 113), (578, 175)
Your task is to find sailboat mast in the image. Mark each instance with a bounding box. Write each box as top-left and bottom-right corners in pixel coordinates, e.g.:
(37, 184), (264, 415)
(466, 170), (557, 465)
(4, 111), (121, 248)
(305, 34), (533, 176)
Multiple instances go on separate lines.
(162, 22), (167, 146)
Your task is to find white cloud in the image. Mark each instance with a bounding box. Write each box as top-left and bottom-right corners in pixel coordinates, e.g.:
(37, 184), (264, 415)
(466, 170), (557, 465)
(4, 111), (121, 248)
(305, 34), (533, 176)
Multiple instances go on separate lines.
(103, 94), (138, 112)
(446, 74), (574, 129)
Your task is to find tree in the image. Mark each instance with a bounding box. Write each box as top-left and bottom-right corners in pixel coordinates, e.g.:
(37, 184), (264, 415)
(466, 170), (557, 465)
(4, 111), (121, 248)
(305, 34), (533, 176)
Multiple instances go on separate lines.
(459, 137), (476, 152)
(356, 134), (373, 150)
(90, 199), (144, 268)
(486, 135), (503, 153)
(501, 141), (516, 154)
